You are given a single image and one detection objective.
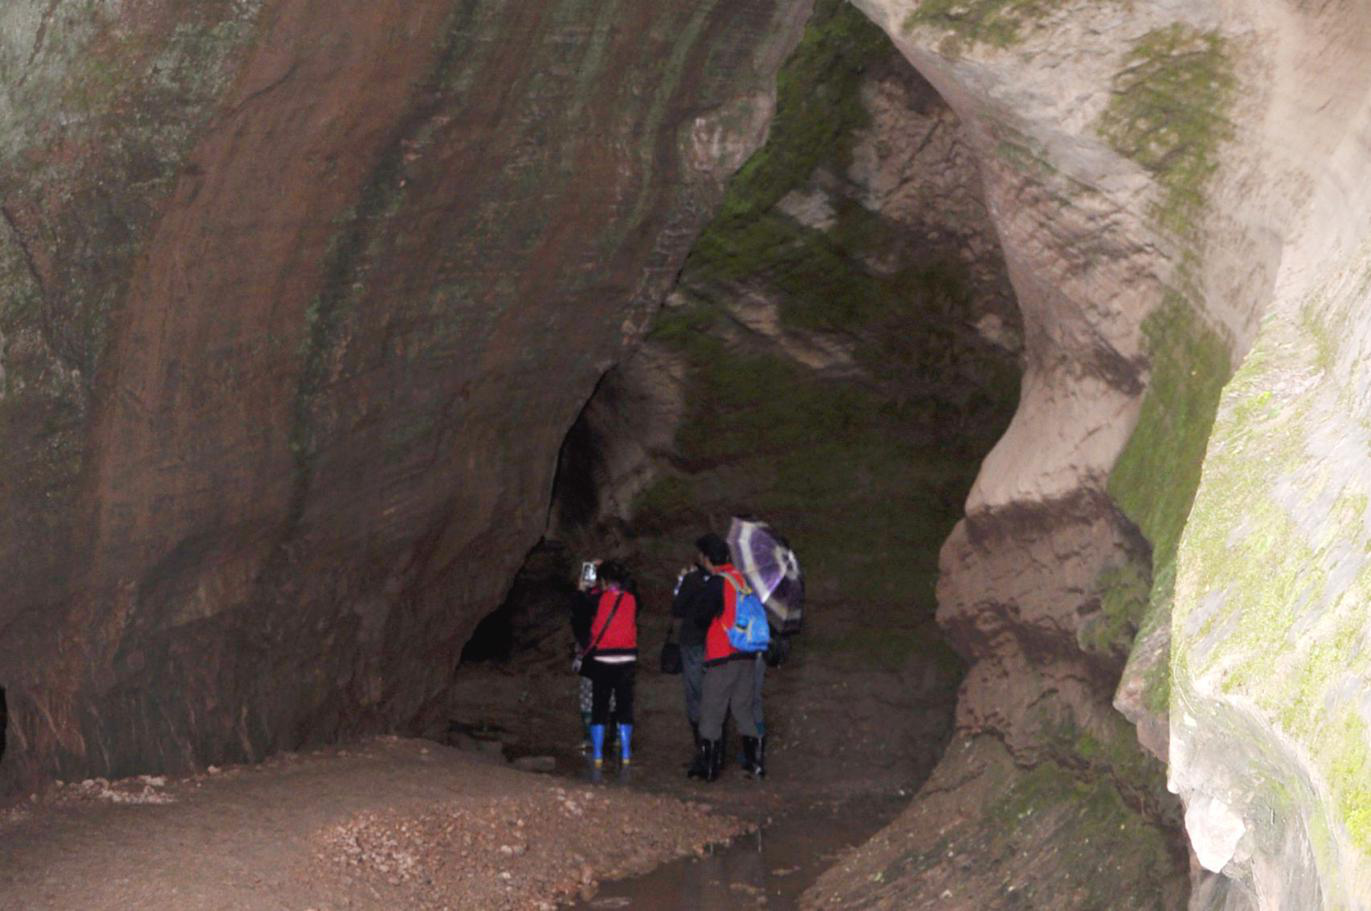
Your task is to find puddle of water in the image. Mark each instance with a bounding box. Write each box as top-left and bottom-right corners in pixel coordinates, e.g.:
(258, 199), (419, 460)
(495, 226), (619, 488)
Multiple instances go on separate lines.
(575, 795), (904, 911)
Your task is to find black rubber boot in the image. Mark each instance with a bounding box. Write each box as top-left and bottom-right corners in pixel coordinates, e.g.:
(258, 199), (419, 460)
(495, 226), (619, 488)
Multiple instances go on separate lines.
(706, 739), (724, 782)
(742, 735), (766, 779)
(687, 739), (712, 781)
(690, 722), (701, 747)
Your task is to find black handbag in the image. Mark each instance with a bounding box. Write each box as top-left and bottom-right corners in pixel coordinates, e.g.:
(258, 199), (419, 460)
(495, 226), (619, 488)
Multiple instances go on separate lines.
(659, 633), (683, 675)
(764, 630), (790, 668)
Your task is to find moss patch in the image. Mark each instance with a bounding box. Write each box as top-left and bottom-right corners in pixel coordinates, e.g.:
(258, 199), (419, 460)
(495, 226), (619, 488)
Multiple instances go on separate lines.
(1096, 24), (1237, 241)
(1331, 711), (1371, 855)
(685, 0), (891, 290)
(1079, 559), (1151, 660)
(1105, 296), (1229, 720)
(1173, 306), (1371, 861)
(636, 335), (1005, 611)
(983, 759), (1181, 908)
(903, 0), (1059, 52)
(1110, 297), (1231, 570)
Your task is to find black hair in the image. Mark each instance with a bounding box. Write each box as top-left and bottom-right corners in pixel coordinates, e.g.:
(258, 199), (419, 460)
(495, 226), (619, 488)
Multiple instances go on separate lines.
(598, 560), (629, 586)
(695, 533), (730, 565)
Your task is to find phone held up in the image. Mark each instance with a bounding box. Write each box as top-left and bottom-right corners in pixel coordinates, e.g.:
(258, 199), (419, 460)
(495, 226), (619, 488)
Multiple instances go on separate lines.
(580, 561), (598, 586)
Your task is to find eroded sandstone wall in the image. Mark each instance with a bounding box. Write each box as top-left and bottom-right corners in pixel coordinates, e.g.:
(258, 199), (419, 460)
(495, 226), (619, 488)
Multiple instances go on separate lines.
(0, 0), (814, 787)
(811, 1), (1371, 909)
(807, 0), (1277, 906)
(1170, 3), (1371, 907)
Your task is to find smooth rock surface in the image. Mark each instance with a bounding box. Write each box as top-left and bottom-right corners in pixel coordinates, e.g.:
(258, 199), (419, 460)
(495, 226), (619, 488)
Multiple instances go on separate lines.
(0, 0), (815, 787)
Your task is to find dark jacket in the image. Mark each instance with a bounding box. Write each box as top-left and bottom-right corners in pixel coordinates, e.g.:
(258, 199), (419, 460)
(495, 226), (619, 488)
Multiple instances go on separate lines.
(671, 567), (714, 648)
(570, 587), (601, 651)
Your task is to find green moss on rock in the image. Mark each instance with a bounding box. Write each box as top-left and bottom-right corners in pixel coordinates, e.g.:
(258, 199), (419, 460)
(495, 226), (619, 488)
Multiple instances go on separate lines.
(1173, 304), (1371, 864)
(903, 0), (1058, 52)
(632, 0), (1020, 660)
(639, 333), (1000, 610)
(686, 0), (890, 287)
(1111, 298), (1231, 569)
(1105, 296), (1229, 723)
(1080, 559), (1151, 659)
(986, 759), (1181, 907)
(1097, 24), (1236, 241)
(1331, 712), (1371, 855)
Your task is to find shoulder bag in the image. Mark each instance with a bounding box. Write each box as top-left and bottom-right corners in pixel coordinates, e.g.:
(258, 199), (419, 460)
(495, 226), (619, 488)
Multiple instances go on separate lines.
(573, 592), (625, 677)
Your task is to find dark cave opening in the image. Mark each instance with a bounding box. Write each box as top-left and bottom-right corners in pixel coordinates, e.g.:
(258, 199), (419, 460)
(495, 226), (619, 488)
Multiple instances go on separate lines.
(459, 542), (577, 665)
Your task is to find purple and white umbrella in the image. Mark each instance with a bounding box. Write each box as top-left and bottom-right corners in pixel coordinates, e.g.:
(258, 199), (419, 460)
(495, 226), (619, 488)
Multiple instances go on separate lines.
(727, 517), (804, 635)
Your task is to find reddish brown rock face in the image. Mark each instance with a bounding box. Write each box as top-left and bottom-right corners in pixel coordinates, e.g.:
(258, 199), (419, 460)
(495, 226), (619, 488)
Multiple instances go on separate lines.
(0, 0), (813, 786)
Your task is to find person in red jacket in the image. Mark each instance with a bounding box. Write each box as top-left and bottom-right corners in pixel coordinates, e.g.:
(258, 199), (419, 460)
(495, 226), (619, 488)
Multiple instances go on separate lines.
(688, 534), (762, 781)
(578, 561), (638, 768)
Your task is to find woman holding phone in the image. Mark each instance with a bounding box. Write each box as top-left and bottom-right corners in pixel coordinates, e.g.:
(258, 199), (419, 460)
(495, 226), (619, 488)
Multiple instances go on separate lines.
(573, 560), (638, 768)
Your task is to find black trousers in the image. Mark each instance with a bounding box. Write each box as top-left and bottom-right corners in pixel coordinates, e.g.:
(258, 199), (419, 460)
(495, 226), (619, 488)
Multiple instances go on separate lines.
(589, 660), (635, 725)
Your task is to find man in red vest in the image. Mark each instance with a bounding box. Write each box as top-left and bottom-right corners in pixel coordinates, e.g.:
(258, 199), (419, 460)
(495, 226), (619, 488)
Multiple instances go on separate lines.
(688, 534), (763, 781)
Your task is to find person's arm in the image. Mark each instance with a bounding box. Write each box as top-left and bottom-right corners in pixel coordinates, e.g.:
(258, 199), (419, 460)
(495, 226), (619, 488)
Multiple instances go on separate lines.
(670, 569), (698, 638)
(570, 589), (597, 650)
(670, 571), (694, 621)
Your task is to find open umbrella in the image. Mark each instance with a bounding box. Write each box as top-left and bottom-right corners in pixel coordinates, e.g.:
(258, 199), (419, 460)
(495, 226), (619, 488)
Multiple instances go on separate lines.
(727, 517), (804, 634)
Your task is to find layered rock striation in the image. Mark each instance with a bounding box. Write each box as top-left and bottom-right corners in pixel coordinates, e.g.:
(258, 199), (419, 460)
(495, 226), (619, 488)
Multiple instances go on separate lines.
(0, 0), (815, 787)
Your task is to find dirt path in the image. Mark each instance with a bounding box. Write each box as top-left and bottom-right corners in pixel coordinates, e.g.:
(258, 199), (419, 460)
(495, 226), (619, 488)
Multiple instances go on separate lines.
(0, 586), (962, 911)
(0, 738), (746, 910)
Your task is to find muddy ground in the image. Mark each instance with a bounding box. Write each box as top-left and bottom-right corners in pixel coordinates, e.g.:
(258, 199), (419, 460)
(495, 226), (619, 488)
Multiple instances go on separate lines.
(0, 738), (746, 911)
(443, 556), (964, 908)
(0, 562), (961, 910)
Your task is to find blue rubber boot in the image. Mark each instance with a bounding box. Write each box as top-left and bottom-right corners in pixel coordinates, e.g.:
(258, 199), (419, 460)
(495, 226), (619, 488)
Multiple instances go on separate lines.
(589, 724), (606, 767)
(618, 724), (633, 765)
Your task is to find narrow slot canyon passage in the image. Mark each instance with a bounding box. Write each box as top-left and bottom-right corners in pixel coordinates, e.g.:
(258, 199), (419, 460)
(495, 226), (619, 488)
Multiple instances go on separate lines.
(8, 0), (1371, 909)
(441, 4), (1031, 904)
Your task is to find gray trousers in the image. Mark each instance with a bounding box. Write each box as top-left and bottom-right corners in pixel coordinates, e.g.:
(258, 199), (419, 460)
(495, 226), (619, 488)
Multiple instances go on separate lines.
(700, 658), (758, 741)
(752, 653), (765, 730)
(681, 643), (705, 725)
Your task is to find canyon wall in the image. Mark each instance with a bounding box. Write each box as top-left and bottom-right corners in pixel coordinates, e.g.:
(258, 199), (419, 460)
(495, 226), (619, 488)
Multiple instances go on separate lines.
(0, 0), (814, 787)
(7, 0), (1371, 905)
(1169, 3), (1371, 907)
(806, 0), (1257, 907)
(809, 1), (1371, 909)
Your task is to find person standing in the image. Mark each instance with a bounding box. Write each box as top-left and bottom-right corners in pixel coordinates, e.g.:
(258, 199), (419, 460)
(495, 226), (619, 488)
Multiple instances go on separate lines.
(570, 561), (608, 754)
(689, 534), (764, 782)
(578, 561), (638, 768)
(671, 544), (714, 754)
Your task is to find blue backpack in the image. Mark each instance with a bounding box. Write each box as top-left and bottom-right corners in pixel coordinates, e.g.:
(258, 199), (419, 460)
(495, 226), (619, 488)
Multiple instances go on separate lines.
(721, 574), (771, 653)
